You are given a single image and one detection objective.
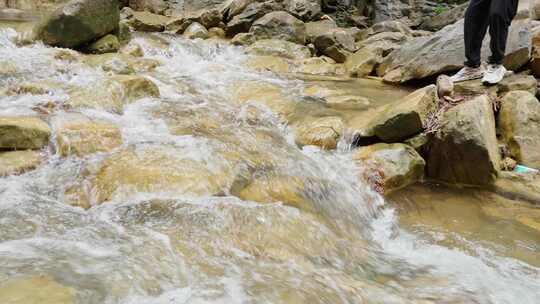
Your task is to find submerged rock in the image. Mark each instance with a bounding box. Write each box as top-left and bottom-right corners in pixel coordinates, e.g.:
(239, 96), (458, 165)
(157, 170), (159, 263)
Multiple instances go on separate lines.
(498, 91), (540, 169)
(427, 95), (500, 186)
(247, 39), (311, 60)
(237, 175), (317, 212)
(34, 0), (120, 48)
(0, 150), (42, 177)
(54, 114), (123, 157)
(68, 75), (160, 113)
(0, 276), (75, 304)
(354, 143), (425, 194)
(0, 116), (50, 150)
(292, 116), (344, 150)
(93, 145), (236, 203)
(85, 34), (120, 54)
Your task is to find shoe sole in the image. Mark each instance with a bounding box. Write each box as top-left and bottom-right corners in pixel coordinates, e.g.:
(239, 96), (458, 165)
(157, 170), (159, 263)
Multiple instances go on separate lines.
(451, 74), (484, 83)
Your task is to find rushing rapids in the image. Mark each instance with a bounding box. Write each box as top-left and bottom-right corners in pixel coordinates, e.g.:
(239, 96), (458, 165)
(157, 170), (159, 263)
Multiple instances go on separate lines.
(0, 26), (539, 303)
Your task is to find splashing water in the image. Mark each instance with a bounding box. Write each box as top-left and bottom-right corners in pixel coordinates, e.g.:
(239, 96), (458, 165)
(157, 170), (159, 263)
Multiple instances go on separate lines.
(0, 27), (539, 304)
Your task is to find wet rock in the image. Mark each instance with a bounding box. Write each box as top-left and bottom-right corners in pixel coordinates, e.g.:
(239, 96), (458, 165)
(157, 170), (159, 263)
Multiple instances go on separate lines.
(491, 171), (540, 204)
(183, 22), (210, 39)
(250, 11), (306, 44)
(237, 175), (317, 212)
(298, 57), (346, 76)
(208, 27), (226, 39)
(354, 143), (425, 194)
(404, 133), (429, 152)
(117, 19), (132, 43)
(371, 85), (437, 143)
(165, 8), (222, 33)
(247, 39), (311, 60)
(128, 11), (170, 32)
(0, 276), (75, 304)
(419, 2), (468, 31)
(498, 91), (540, 169)
(33, 0), (119, 48)
(292, 116), (344, 150)
(120, 42), (144, 57)
(229, 80), (296, 120)
(379, 19), (531, 83)
(54, 114), (123, 157)
(0, 150), (42, 177)
(69, 75), (160, 113)
(427, 95), (500, 186)
(436, 75), (454, 98)
(305, 19), (337, 43)
(313, 29), (356, 63)
(85, 34), (120, 54)
(93, 145), (235, 203)
(324, 94), (371, 110)
(231, 32), (257, 45)
(0, 116), (50, 150)
(345, 45), (383, 77)
(244, 55), (292, 73)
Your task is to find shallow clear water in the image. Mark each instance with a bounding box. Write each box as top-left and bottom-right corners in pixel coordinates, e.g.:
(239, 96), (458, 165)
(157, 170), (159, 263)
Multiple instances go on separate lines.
(0, 26), (539, 304)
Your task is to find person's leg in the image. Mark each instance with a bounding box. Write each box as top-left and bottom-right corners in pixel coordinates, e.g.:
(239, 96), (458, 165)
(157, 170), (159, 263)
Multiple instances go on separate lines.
(487, 0), (519, 65)
(464, 0), (492, 68)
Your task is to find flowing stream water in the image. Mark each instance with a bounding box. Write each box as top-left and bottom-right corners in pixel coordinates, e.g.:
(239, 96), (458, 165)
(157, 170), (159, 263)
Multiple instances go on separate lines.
(0, 21), (539, 303)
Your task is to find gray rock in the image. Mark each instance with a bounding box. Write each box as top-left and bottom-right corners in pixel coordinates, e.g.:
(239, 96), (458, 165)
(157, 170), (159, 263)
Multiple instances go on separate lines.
(305, 19), (337, 43)
(379, 19), (531, 83)
(250, 11), (307, 44)
(419, 2), (468, 32)
(34, 0), (119, 48)
(183, 22), (209, 39)
(247, 39), (311, 60)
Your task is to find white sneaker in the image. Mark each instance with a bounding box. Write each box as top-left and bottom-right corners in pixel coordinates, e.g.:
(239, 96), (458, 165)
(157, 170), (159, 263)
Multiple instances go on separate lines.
(482, 64), (507, 85)
(450, 66), (485, 83)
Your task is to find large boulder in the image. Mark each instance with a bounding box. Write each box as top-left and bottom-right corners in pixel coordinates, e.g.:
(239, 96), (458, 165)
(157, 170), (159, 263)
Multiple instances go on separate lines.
(0, 116), (51, 150)
(498, 91), (540, 169)
(427, 95), (500, 186)
(34, 0), (120, 48)
(313, 28), (356, 63)
(249, 11), (307, 44)
(379, 19), (531, 83)
(354, 143), (426, 194)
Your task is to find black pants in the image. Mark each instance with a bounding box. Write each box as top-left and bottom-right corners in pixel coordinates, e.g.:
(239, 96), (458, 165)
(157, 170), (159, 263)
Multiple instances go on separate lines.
(464, 0), (519, 67)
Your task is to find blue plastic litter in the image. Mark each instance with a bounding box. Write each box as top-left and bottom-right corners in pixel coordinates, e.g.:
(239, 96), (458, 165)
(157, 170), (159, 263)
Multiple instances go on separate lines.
(514, 165), (540, 174)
